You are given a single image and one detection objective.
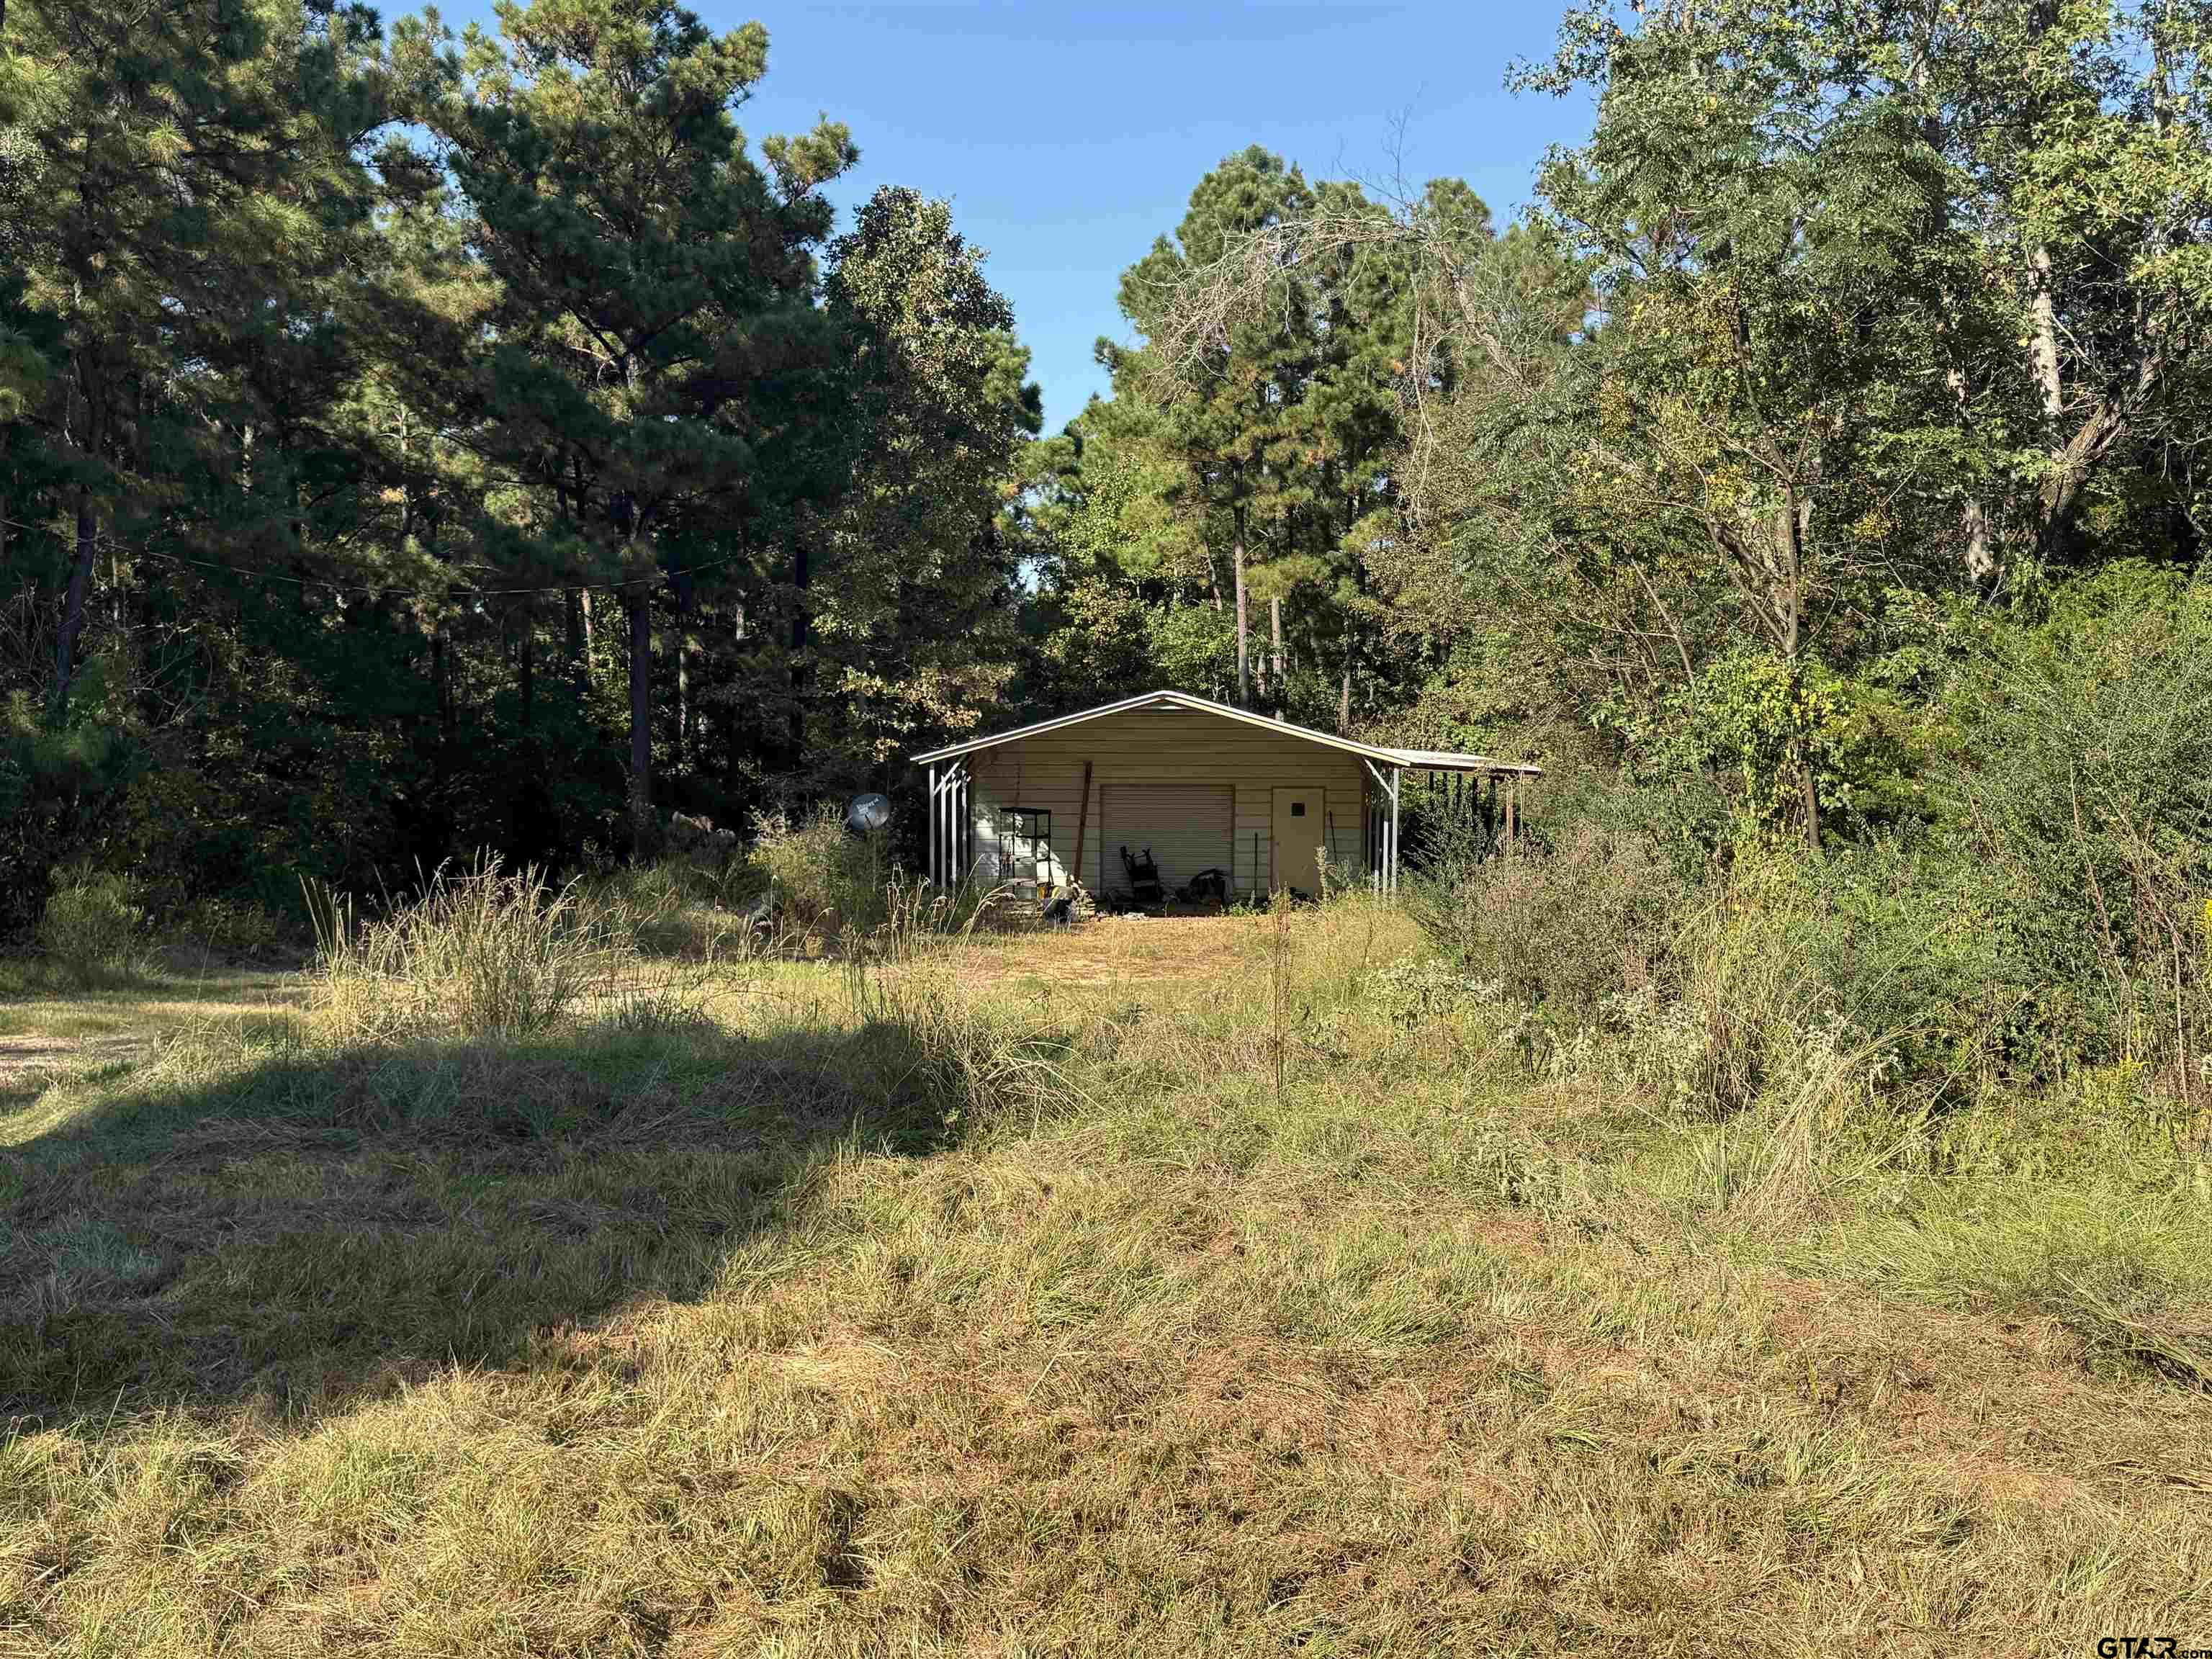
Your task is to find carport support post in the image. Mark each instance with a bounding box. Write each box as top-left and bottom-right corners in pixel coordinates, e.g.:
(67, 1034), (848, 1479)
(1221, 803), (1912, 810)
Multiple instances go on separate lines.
(1389, 765), (1402, 896)
(926, 763), (939, 886)
(932, 761), (965, 888)
(1361, 758), (1404, 899)
(932, 759), (968, 887)
(925, 760), (968, 888)
(1369, 788), (1380, 896)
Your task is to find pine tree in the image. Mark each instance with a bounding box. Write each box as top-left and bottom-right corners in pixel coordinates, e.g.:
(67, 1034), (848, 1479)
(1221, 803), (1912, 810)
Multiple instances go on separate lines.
(807, 186), (1041, 775)
(1, 0), (383, 721)
(1118, 147), (1318, 707)
(395, 0), (855, 856)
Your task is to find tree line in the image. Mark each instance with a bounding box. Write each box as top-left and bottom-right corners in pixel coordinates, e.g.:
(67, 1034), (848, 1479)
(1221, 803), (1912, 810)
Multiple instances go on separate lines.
(1, 0), (1038, 931)
(1033, 0), (2211, 855)
(4, 0), (2210, 948)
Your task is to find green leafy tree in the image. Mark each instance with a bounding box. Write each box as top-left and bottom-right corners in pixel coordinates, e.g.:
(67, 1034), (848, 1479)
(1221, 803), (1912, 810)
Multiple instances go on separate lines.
(1096, 159), (1569, 735)
(1020, 382), (1218, 709)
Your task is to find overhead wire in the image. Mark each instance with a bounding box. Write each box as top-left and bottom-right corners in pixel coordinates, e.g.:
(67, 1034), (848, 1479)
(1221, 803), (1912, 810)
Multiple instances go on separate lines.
(0, 513), (748, 598)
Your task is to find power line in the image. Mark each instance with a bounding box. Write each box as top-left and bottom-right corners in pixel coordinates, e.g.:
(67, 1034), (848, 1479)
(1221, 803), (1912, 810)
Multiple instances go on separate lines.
(0, 513), (749, 598)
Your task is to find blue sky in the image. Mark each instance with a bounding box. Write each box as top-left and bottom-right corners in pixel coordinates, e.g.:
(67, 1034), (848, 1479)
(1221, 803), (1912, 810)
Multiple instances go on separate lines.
(450, 3), (1596, 433)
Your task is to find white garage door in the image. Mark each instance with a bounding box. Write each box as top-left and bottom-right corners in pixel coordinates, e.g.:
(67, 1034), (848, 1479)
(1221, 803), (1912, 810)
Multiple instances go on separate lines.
(1101, 784), (1234, 896)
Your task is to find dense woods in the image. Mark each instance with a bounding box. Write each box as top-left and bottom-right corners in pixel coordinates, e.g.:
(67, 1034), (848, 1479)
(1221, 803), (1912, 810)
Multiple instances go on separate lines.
(4, 0), (2211, 1097)
(0, 0), (1040, 927)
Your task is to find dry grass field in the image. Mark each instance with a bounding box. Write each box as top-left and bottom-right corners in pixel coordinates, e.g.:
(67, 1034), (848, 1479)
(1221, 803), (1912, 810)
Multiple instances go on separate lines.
(3, 899), (2210, 1656)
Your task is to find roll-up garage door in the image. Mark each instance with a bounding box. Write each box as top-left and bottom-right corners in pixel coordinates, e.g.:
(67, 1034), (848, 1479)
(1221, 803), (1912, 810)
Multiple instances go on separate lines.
(1100, 784), (1234, 896)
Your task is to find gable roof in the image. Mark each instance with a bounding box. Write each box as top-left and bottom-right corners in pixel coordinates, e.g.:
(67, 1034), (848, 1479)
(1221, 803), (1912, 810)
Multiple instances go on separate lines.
(912, 690), (1542, 777)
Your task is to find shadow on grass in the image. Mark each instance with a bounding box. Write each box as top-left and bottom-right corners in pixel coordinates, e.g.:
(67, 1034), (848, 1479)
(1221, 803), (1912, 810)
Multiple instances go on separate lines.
(0, 1008), (993, 1431)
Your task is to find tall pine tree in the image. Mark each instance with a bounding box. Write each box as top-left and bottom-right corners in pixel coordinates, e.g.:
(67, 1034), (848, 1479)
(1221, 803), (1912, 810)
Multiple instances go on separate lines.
(395, 0), (855, 855)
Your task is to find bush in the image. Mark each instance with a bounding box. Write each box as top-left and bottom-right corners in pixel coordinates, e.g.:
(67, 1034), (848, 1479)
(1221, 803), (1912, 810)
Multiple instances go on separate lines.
(163, 893), (298, 963)
(35, 864), (148, 984)
(1802, 837), (2008, 1097)
(587, 858), (768, 961)
(0, 689), (138, 943)
(581, 811), (955, 964)
(748, 804), (891, 940)
(1403, 790), (1941, 1118)
(1939, 563), (2212, 1087)
(1404, 807), (1691, 1017)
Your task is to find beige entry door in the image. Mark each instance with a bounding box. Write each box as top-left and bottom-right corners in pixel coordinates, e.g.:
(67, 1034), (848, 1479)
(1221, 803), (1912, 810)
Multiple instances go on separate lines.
(1271, 787), (1326, 893)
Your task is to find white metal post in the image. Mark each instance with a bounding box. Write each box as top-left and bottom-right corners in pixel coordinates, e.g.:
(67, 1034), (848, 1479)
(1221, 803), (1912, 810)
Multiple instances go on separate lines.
(1363, 757), (1398, 896)
(1382, 770), (1392, 895)
(1389, 765), (1402, 895)
(954, 768), (967, 886)
(926, 763), (938, 886)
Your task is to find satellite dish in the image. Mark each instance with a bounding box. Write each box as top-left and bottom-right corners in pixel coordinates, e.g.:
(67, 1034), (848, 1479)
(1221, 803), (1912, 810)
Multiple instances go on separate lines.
(844, 793), (892, 835)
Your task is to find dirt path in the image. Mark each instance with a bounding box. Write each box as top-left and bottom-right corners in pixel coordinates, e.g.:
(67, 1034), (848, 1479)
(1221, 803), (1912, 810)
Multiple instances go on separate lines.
(0, 968), (309, 1097)
(958, 914), (1262, 986)
(0, 1033), (146, 1089)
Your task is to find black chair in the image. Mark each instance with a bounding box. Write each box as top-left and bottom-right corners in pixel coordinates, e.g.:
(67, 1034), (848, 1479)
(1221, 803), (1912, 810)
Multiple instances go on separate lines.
(1119, 845), (1164, 906)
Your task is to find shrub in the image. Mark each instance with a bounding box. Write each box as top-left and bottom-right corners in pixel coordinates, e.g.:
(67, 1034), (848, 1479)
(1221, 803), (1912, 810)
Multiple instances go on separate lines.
(1802, 837), (2008, 1097)
(0, 690), (137, 943)
(1939, 563), (2212, 1087)
(1404, 809), (1691, 1017)
(579, 814), (956, 965)
(35, 864), (148, 984)
(586, 858), (771, 961)
(748, 804), (891, 940)
(164, 893), (297, 963)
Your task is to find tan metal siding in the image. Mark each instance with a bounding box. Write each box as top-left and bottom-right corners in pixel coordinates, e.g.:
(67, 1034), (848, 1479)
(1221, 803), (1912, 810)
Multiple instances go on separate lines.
(964, 709), (1368, 899)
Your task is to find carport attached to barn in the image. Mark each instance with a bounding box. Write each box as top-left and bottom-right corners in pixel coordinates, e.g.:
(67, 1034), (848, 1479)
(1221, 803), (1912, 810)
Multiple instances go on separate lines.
(912, 691), (1540, 902)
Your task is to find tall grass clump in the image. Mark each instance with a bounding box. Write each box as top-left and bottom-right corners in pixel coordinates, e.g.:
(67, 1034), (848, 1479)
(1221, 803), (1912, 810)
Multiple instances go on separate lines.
(750, 804), (895, 941)
(307, 856), (615, 1042)
(845, 953), (1088, 1140)
(1660, 853), (1851, 1118)
(747, 806), (991, 957)
(587, 856), (780, 962)
(871, 868), (987, 963)
(1401, 786), (1926, 1123)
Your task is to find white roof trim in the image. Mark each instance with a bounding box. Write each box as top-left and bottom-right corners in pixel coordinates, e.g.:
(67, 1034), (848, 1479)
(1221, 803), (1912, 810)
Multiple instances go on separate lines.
(1391, 748), (1545, 778)
(912, 690), (1542, 777)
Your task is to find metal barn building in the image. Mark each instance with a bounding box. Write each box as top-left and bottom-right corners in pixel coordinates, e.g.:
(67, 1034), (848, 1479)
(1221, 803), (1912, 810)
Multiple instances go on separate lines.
(912, 690), (1540, 903)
